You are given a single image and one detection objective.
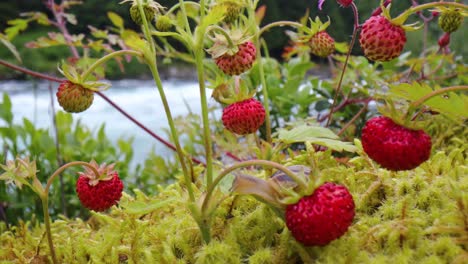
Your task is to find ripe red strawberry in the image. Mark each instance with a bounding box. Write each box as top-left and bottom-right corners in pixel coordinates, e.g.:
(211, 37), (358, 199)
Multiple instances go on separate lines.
(285, 182), (355, 246)
(361, 116), (432, 171)
(56, 81), (94, 113)
(76, 161), (124, 212)
(222, 98), (265, 135)
(359, 15), (406, 62)
(336, 0), (353, 7)
(309, 31), (335, 58)
(215, 41), (256, 76)
(438, 9), (463, 33)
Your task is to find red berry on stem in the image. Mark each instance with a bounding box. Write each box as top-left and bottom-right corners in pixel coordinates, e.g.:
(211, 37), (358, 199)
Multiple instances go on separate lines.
(222, 98), (265, 135)
(215, 41), (256, 76)
(76, 162), (124, 212)
(361, 116), (432, 171)
(56, 81), (94, 113)
(286, 182), (355, 246)
(359, 16), (406, 62)
(310, 31), (335, 58)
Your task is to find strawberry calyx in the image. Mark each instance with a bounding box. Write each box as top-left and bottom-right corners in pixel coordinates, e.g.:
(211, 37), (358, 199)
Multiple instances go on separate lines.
(231, 164), (325, 208)
(376, 99), (428, 131)
(78, 161), (117, 186)
(58, 63), (110, 92)
(211, 76), (255, 105)
(206, 29), (253, 59)
(379, 2), (421, 32)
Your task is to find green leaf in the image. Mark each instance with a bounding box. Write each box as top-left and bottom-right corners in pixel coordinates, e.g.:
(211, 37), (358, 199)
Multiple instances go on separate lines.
(0, 93), (13, 124)
(121, 197), (177, 215)
(276, 124), (357, 152)
(390, 83), (468, 120)
(5, 19), (29, 40)
(108, 12), (124, 30)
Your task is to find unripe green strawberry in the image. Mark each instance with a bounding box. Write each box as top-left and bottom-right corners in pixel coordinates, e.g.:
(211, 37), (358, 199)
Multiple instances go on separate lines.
(155, 15), (172, 31)
(130, 4), (155, 25)
(361, 116), (432, 171)
(56, 81), (94, 113)
(438, 9), (463, 33)
(309, 31), (335, 58)
(359, 15), (406, 61)
(286, 182), (355, 246)
(222, 98), (265, 135)
(222, 1), (242, 24)
(215, 41), (256, 76)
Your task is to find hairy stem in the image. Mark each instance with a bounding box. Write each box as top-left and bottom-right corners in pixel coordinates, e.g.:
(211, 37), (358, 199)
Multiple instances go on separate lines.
(42, 161), (100, 264)
(202, 160), (305, 214)
(250, 9), (272, 143)
(258, 21), (303, 36)
(395, 2), (467, 22)
(81, 50), (142, 81)
(194, 50), (214, 186)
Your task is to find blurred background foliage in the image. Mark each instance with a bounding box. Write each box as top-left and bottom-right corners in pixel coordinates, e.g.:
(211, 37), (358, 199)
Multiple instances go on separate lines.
(0, 0), (466, 79)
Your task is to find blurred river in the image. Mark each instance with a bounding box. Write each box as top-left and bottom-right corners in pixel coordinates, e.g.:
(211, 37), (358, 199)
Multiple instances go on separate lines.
(0, 79), (215, 165)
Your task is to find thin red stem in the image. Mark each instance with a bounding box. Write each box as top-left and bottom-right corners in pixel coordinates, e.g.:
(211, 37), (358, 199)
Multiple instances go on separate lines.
(0, 59), (205, 166)
(325, 2), (360, 127)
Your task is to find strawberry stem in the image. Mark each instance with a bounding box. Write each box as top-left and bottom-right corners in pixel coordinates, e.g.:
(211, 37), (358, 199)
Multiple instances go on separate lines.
(250, 7), (272, 143)
(394, 2), (467, 24)
(41, 161), (100, 264)
(202, 159), (308, 215)
(139, 0), (196, 202)
(80, 50), (142, 82)
(326, 2), (360, 127)
(166, 1), (200, 16)
(178, 0), (193, 36)
(206, 25), (236, 49)
(258, 21), (304, 36)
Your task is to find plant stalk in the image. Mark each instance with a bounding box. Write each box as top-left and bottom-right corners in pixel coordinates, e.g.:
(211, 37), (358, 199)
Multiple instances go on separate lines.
(202, 160), (305, 213)
(42, 161), (100, 264)
(325, 2), (360, 127)
(81, 50), (142, 81)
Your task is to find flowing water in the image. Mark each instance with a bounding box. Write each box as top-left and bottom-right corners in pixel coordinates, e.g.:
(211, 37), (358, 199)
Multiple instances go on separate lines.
(0, 79), (214, 164)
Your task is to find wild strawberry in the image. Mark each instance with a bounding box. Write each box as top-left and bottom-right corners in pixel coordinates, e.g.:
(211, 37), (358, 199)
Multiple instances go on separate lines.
(336, 0), (353, 7)
(56, 81), (94, 113)
(438, 9), (463, 33)
(222, 98), (265, 135)
(309, 31), (335, 58)
(359, 15), (406, 61)
(215, 41), (256, 76)
(130, 4), (155, 25)
(361, 116), (432, 171)
(155, 15), (172, 31)
(285, 182), (355, 246)
(76, 161), (124, 212)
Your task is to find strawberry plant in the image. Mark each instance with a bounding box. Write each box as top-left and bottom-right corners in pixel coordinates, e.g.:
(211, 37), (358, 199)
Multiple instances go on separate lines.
(0, 0), (467, 263)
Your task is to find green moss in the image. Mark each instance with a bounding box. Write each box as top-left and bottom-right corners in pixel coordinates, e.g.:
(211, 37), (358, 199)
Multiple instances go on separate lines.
(1, 121), (467, 263)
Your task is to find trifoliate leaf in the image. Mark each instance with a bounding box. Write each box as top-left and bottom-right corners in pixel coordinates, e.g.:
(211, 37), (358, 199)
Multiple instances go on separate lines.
(276, 124), (357, 152)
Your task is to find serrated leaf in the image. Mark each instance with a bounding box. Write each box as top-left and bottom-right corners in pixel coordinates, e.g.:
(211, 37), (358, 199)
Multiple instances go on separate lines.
(5, 19), (28, 40)
(276, 124), (357, 152)
(199, 4), (226, 30)
(390, 82), (468, 120)
(108, 12), (124, 30)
